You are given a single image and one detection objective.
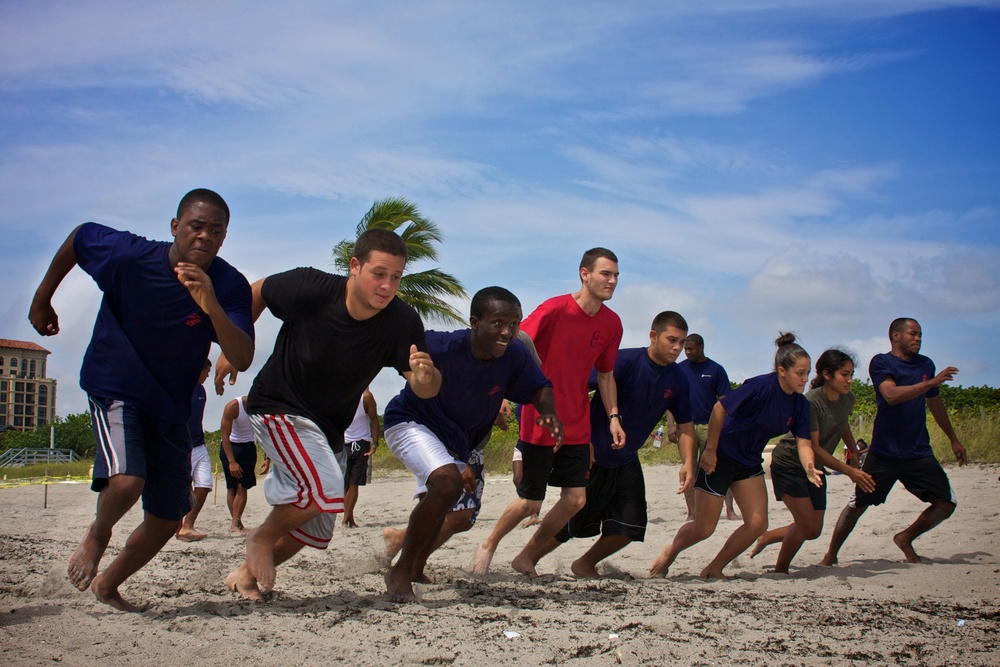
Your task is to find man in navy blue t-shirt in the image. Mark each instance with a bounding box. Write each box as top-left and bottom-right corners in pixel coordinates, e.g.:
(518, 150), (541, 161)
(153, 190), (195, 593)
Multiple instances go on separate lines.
(383, 286), (562, 601)
(821, 318), (967, 566)
(30, 188), (255, 612)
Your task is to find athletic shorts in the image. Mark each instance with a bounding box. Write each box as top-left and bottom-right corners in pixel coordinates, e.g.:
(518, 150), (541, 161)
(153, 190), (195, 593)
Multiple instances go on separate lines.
(556, 459), (647, 543)
(770, 463), (827, 511)
(850, 452), (956, 509)
(220, 441), (258, 490)
(386, 422), (467, 490)
(251, 414), (346, 550)
(695, 455), (764, 497)
(516, 440), (591, 502)
(413, 448), (486, 526)
(88, 394), (193, 522)
(190, 444), (213, 490)
(344, 439), (372, 487)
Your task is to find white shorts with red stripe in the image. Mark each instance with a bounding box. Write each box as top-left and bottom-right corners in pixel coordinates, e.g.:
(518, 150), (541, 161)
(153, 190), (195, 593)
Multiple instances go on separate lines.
(250, 414), (345, 550)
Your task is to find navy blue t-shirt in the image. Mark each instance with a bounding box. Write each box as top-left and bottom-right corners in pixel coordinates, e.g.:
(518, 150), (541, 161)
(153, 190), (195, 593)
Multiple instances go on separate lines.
(870, 352), (938, 459)
(589, 347), (692, 468)
(384, 330), (551, 462)
(75, 223), (254, 424)
(717, 372), (810, 467)
(678, 358), (731, 424)
(188, 384), (207, 448)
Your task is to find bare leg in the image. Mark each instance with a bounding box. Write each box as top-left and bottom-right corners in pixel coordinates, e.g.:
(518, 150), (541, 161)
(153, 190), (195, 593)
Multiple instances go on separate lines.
(772, 498), (823, 573)
(176, 487), (210, 541)
(701, 476), (768, 579)
(725, 491), (739, 521)
(383, 527), (406, 561)
(68, 474), (143, 591)
(227, 534), (304, 602)
(892, 496), (955, 563)
(512, 486), (586, 576)
(342, 484), (360, 527)
(819, 503), (867, 566)
(244, 503), (321, 592)
(682, 486), (696, 522)
(572, 534), (631, 578)
(91, 511), (181, 612)
(231, 486), (249, 534)
(650, 490), (723, 576)
(409, 509), (475, 583)
(386, 465), (463, 602)
(472, 496), (542, 574)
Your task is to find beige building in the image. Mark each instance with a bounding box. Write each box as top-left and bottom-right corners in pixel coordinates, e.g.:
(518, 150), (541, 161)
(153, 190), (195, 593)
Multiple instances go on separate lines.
(0, 338), (57, 431)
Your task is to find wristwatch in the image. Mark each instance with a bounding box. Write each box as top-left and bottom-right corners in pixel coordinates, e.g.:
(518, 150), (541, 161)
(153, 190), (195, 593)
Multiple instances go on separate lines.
(609, 413), (622, 425)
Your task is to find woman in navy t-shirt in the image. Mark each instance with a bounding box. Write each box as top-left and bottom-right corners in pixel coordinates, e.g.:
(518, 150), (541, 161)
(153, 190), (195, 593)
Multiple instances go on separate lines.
(650, 333), (822, 579)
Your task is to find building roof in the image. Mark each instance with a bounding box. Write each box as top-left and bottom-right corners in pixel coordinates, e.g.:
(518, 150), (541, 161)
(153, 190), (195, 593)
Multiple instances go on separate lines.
(0, 338), (51, 354)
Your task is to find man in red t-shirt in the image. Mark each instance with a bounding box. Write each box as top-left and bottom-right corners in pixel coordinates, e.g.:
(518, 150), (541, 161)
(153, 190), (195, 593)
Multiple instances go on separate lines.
(473, 248), (624, 576)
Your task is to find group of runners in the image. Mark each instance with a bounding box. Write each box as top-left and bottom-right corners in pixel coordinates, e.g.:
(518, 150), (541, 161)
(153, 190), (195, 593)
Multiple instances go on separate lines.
(28, 188), (968, 610)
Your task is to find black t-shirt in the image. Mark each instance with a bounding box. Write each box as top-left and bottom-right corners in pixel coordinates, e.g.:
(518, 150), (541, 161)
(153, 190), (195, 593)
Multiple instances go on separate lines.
(248, 267), (425, 451)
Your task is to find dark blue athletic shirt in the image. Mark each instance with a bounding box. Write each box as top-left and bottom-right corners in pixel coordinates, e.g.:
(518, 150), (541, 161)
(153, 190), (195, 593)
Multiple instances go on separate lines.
(869, 352), (938, 459)
(384, 330), (551, 462)
(717, 372), (810, 467)
(589, 347), (692, 468)
(677, 358), (730, 424)
(75, 223), (254, 424)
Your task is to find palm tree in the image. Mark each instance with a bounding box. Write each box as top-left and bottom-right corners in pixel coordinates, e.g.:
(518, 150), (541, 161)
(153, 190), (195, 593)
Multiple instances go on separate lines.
(332, 197), (468, 325)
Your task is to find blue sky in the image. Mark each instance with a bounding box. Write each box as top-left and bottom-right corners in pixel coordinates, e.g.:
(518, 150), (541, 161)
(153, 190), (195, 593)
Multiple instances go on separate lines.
(2, 1), (998, 429)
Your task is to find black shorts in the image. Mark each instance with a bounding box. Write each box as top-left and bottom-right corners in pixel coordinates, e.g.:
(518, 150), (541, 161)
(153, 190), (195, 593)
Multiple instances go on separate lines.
(220, 441), (257, 490)
(770, 463), (828, 511)
(557, 459), (647, 543)
(345, 439), (371, 487)
(853, 452), (955, 508)
(516, 441), (590, 502)
(694, 455), (764, 497)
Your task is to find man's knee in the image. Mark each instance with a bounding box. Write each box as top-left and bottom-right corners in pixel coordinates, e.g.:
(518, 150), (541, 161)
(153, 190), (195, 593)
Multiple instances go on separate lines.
(928, 496), (956, 519)
(427, 466), (463, 503)
(105, 473), (145, 501)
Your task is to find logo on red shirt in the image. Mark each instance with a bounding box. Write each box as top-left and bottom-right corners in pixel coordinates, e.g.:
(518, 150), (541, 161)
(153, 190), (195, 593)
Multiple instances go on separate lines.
(185, 313), (202, 326)
(590, 331), (606, 348)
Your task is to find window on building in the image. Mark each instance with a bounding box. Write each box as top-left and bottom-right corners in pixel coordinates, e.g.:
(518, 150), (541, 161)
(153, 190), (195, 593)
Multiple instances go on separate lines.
(14, 382), (24, 392)
(0, 356), (4, 367)
(25, 416), (34, 428)
(20, 358), (27, 377)
(38, 385), (48, 406)
(0, 415), (6, 426)
(14, 404), (24, 415)
(10, 357), (17, 368)
(29, 360), (36, 378)
(14, 416), (23, 427)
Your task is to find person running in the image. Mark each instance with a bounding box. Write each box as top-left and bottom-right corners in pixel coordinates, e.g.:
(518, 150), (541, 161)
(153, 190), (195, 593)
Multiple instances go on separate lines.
(216, 228), (440, 602)
(29, 188), (255, 611)
(342, 388), (381, 528)
(219, 395), (257, 535)
(649, 333), (822, 580)
(473, 248), (624, 577)
(383, 287), (562, 601)
(176, 359), (214, 542)
(667, 334), (737, 521)
(750, 349), (876, 572)
(524, 311), (698, 578)
(820, 318), (967, 566)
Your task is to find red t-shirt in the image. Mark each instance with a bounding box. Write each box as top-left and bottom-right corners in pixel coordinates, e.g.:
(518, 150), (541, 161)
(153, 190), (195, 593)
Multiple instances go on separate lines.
(519, 294), (622, 445)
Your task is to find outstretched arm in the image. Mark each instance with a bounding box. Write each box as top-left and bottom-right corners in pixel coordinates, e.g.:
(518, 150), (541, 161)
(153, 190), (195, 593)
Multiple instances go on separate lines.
(700, 401), (727, 474)
(529, 386), (563, 447)
(403, 344), (441, 398)
(220, 400), (242, 478)
(215, 277), (268, 394)
(175, 262), (254, 372)
(362, 389), (381, 453)
(878, 369), (958, 406)
(675, 421), (697, 493)
(928, 395), (967, 465)
(597, 370), (625, 449)
(29, 225), (83, 336)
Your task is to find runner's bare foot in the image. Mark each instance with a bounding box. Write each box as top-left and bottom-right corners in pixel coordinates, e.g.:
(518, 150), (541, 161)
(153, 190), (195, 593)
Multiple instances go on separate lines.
(175, 528), (208, 542)
(511, 553), (538, 577)
(818, 554), (837, 566)
(342, 516), (358, 528)
(700, 567), (729, 580)
(245, 527), (276, 592)
(91, 573), (140, 612)
(225, 564), (264, 602)
(649, 547), (675, 577)
(726, 510), (740, 521)
(893, 532), (923, 563)
(521, 514), (541, 528)
(67, 523), (109, 591)
(471, 543), (495, 575)
(749, 537), (767, 558)
(383, 527), (405, 561)
(385, 567), (417, 603)
(570, 559), (599, 579)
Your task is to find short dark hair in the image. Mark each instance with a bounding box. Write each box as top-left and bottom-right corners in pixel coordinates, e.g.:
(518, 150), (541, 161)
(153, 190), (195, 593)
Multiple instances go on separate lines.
(202, 359), (212, 370)
(774, 332), (809, 371)
(651, 311), (688, 335)
(685, 333), (704, 347)
(810, 348), (856, 389)
(579, 247), (618, 273)
(889, 317), (918, 337)
(471, 286), (521, 319)
(177, 188), (230, 223)
(354, 228), (408, 264)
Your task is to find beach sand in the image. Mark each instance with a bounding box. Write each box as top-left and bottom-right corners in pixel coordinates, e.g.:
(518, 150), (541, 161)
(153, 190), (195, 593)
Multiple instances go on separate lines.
(1, 464), (997, 666)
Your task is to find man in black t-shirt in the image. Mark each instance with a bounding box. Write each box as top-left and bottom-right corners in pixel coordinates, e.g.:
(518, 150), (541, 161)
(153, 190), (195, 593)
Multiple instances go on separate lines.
(215, 229), (441, 601)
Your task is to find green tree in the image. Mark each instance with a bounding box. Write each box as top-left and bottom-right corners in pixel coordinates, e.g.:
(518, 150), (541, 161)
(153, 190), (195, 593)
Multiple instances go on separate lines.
(332, 197), (468, 325)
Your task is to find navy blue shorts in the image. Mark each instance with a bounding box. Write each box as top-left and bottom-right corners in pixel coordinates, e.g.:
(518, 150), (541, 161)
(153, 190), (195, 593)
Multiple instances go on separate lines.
(220, 441), (258, 490)
(853, 452), (955, 508)
(770, 463), (828, 511)
(695, 455), (764, 497)
(88, 395), (193, 521)
(557, 459), (647, 543)
(516, 441), (590, 501)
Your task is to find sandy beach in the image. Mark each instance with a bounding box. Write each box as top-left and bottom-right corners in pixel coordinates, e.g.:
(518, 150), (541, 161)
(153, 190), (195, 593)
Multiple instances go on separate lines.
(1, 463), (997, 666)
